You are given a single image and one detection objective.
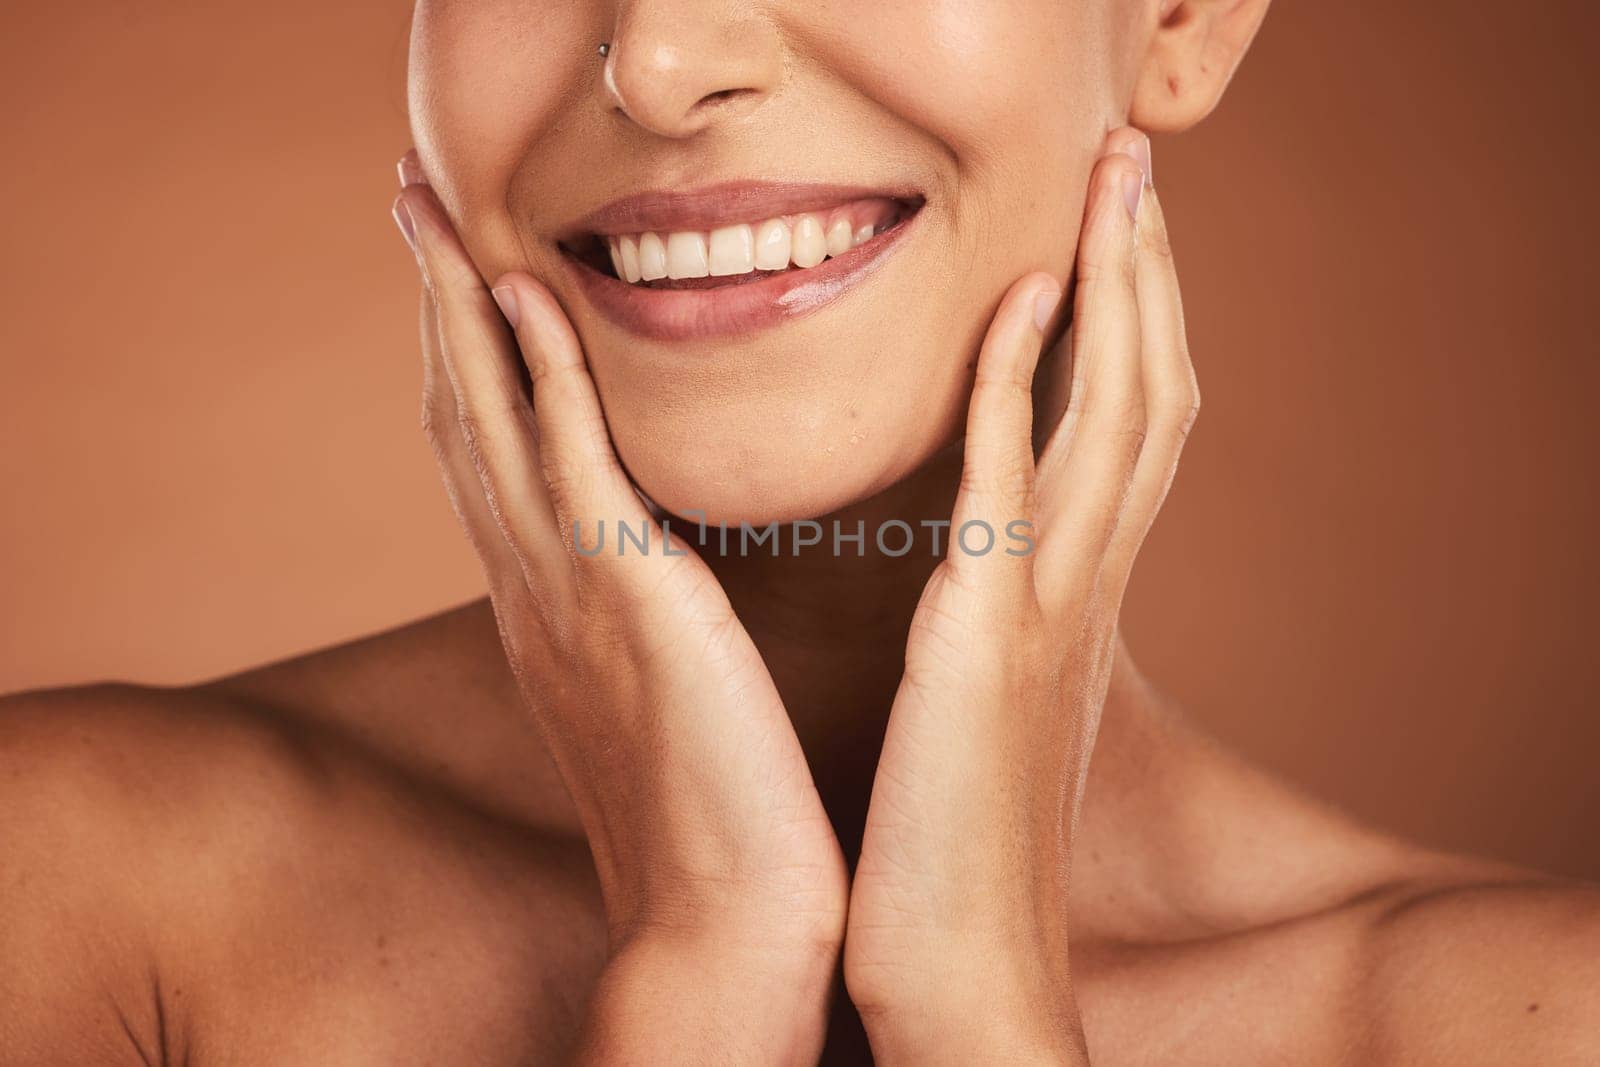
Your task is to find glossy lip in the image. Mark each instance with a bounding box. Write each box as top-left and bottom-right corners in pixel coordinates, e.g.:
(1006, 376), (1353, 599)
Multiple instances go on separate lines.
(559, 182), (926, 342)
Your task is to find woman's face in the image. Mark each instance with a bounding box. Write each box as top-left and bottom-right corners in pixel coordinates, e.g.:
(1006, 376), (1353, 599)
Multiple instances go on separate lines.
(410, 1), (1145, 525)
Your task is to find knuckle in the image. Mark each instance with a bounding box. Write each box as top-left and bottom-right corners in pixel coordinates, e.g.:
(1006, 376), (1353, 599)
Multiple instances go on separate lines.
(1150, 380), (1200, 444)
(454, 404), (494, 459)
(971, 373), (1031, 414)
(454, 395), (524, 454)
(429, 248), (485, 295)
(419, 391), (450, 450)
(1113, 414), (1149, 470)
(1179, 392), (1201, 440)
(1142, 215), (1176, 262)
(962, 448), (1035, 508)
(541, 446), (594, 513)
(1074, 254), (1112, 294)
(1112, 392), (1149, 443)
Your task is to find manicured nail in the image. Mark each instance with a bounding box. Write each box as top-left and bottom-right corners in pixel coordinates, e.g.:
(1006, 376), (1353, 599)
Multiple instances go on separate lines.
(397, 150), (425, 189)
(492, 286), (520, 328)
(392, 198), (418, 252)
(1033, 286), (1062, 331)
(1120, 169), (1144, 220)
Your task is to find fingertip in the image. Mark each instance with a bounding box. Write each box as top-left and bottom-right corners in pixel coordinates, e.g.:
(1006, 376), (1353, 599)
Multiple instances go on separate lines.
(1102, 154), (1146, 221)
(397, 148), (426, 189)
(1081, 153), (1147, 253)
(490, 284), (519, 329)
(983, 273), (1059, 386)
(1001, 271), (1061, 327)
(494, 272), (582, 372)
(391, 194), (418, 255)
(396, 185), (452, 269)
(1103, 126), (1152, 186)
(1024, 273), (1063, 332)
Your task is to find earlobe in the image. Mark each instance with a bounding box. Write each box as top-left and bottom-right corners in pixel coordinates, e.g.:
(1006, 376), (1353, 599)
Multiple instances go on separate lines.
(1129, 0), (1272, 133)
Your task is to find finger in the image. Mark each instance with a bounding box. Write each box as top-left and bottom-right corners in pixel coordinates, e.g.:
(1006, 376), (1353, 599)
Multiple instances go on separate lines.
(415, 290), (532, 604)
(1100, 183), (1199, 598)
(947, 272), (1061, 594)
(399, 184), (571, 597)
(491, 272), (655, 561)
(1034, 138), (1150, 599)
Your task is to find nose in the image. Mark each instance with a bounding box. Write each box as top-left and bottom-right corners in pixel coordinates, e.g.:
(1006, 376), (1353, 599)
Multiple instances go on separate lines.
(603, 1), (782, 139)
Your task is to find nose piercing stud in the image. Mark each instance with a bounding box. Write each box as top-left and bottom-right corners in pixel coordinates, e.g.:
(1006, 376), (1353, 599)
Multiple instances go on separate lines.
(597, 42), (611, 58)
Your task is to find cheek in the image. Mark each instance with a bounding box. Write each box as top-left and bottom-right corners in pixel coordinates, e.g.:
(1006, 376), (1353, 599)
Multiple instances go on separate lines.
(795, 0), (1114, 310)
(796, 0), (1120, 170)
(408, 1), (588, 247)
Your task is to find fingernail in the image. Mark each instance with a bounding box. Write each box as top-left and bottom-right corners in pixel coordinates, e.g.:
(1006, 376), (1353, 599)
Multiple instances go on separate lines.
(492, 285), (520, 328)
(397, 150), (425, 189)
(1123, 135), (1152, 186)
(392, 198), (418, 252)
(1033, 286), (1062, 331)
(1120, 169), (1144, 220)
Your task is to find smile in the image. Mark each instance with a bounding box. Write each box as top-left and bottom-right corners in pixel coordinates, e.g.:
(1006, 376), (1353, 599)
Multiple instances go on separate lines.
(558, 182), (925, 341)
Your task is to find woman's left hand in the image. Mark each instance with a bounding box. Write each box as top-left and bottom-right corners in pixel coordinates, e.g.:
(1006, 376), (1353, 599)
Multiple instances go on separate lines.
(844, 127), (1195, 1064)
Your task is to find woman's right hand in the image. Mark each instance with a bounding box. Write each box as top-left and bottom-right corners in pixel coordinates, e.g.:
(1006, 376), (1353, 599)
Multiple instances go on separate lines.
(392, 156), (847, 1063)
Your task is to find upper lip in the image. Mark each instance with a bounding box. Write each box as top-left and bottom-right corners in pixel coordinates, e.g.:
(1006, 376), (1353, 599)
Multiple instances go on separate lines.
(563, 180), (925, 240)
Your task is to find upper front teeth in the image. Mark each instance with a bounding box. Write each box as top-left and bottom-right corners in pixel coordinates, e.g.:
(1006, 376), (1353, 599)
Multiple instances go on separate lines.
(607, 212), (881, 284)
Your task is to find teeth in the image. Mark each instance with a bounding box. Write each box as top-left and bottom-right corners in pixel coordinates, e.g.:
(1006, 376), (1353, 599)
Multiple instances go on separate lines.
(791, 216), (827, 269)
(619, 235), (643, 283)
(709, 224), (755, 277)
(754, 218), (792, 271)
(601, 203), (903, 285)
(825, 218), (854, 258)
(665, 232), (710, 279)
(638, 232), (667, 281)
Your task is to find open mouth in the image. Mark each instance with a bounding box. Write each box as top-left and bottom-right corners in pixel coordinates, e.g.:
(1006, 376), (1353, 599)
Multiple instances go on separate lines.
(556, 183), (926, 341)
(561, 195), (923, 290)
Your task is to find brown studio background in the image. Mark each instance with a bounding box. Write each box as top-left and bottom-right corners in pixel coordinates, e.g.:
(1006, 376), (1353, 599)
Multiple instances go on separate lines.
(1, 4), (1596, 877)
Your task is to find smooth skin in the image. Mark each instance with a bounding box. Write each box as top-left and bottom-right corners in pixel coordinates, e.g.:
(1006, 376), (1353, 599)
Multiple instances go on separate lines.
(5, 1), (1600, 1065)
(396, 132), (1171, 1062)
(4, 134), (1598, 1066)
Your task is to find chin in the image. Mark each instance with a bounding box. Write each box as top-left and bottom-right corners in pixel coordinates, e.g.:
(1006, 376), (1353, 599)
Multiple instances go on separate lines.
(617, 417), (953, 531)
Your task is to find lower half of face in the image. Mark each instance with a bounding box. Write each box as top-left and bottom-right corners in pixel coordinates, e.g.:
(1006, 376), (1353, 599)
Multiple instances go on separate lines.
(411, 0), (1135, 525)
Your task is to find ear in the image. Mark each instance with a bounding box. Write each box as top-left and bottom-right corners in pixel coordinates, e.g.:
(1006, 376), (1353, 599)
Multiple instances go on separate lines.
(1129, 0), (1272, 133)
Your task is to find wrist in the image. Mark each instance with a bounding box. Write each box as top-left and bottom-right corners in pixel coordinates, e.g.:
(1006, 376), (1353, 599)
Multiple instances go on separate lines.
(577, 924), (840, 1065)
(858, 987), (1087, 1067)
(848, 934), (1085, 1067)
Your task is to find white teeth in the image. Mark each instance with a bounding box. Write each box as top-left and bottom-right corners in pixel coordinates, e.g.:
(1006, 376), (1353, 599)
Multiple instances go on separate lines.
(605, 205), (902, 285)
(825, 218), (854, 258)
(638, 232), (667, 280)
(665, 232), (710, 279)
(754, 218), (792, 271)
(791, 216), (827, 269)
(708, 224), (755, 277)
(619, 235), (643, 283)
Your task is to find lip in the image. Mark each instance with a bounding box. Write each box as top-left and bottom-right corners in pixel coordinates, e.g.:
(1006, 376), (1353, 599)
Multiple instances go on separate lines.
(564, 180), (924, 240)
(559, 182), (925, 342)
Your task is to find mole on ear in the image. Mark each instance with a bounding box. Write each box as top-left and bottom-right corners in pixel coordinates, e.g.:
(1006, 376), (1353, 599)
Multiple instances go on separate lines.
(1131, 0), (1272, 134)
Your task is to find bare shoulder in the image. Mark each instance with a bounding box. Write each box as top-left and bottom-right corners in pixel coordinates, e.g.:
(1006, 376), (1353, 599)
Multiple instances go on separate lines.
(1078, 692), (1600, 1065)
(0, 606), (601, 1064)
(1357, 863), (1600, 1063)
(0, 680), (356, 1061)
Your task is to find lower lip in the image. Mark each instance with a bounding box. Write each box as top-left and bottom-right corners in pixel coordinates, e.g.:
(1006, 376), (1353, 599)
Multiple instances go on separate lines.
(563, 211), (922, 342)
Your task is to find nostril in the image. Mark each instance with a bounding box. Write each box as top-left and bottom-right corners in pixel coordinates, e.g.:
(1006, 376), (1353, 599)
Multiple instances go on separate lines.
(686, 86), (759, 121)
